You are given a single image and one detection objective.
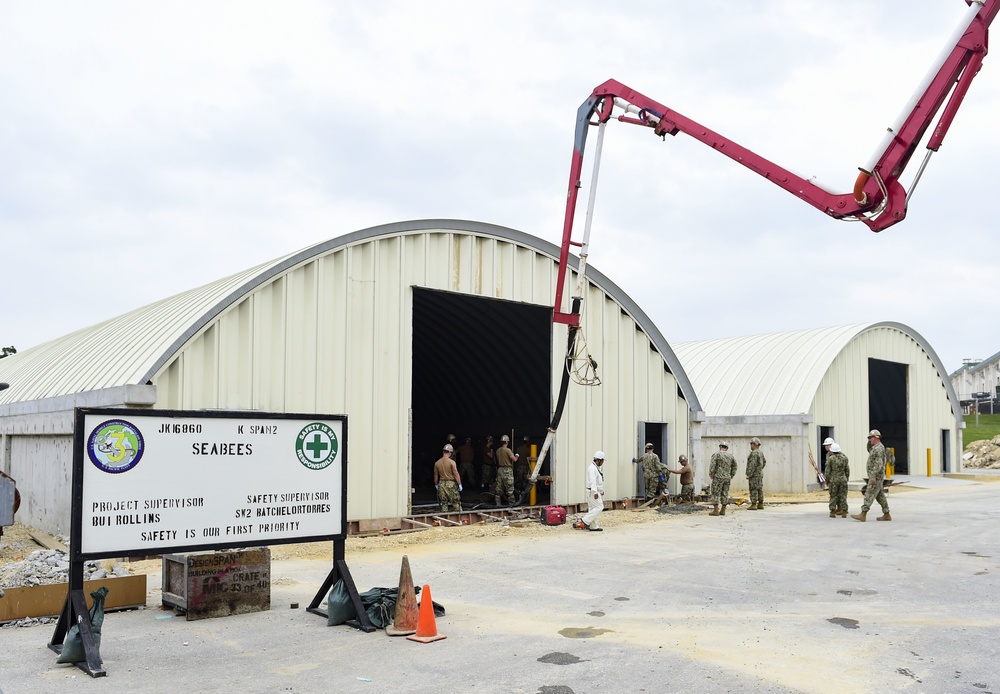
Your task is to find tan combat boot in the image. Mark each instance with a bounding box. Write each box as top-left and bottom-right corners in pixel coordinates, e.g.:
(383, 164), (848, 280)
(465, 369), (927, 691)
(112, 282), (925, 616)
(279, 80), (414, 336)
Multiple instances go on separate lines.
(876, 512), (892, 521)
(829, 510), (837, 518)
(851, 511), (867, 522)
(839, 510), (848, 518)
(709, 506), (720, 516)
(720, 505), (726, 516)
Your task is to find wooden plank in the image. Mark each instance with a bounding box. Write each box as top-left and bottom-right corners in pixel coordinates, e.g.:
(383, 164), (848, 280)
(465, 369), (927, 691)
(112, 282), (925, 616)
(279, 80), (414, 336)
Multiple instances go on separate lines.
(0, 574), (147, 623)
(28, 529), (69, 552)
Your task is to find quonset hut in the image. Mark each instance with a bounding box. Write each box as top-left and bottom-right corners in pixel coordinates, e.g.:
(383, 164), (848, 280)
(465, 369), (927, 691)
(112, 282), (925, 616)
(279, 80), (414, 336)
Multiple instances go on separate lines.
(0, 220), (699, 535)
(672, 323), (964, 494)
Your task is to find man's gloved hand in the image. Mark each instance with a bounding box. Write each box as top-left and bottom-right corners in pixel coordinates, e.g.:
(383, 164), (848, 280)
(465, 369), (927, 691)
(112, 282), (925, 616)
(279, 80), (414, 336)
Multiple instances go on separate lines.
(435, 484), (439, 491)
(459, 484), (463, 491)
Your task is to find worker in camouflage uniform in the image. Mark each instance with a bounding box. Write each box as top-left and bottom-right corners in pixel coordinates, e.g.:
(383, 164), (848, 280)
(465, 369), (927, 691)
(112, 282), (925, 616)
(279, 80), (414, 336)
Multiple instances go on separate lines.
(433, 444), (463, 512)
(494, 434), (517, 505)
(480, 435), (495, 492)
(515, 436), (532, 494)
(668, 454), (695, 502)
(456, 437), (476, 490)
(852, 429), (891, 522)
(745, 437), (767, 510)
(823, 442), (850, 517)
(708, 441), (737, 516)
(638, 443), (666, 504)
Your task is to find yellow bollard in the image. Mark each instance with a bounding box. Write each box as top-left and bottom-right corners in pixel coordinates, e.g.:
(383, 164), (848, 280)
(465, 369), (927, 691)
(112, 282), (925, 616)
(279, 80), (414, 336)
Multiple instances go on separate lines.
(927, 448), (932, 477)
(528, 444), (538, 506)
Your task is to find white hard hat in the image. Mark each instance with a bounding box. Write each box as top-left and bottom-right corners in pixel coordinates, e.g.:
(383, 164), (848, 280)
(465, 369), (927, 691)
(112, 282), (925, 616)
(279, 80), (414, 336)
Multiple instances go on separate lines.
(443, 444), (454, 452)
(593, 451), (605, 460)
(823, 437), (835, 446)
(830, 443), (842, 452)
(501, 434), (510, 443)
(868, 429), (881, 439)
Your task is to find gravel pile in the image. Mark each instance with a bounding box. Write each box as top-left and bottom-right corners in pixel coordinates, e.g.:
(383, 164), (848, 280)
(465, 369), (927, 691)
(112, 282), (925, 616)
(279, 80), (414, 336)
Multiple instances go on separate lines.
(0, 548), (131, 589)
(963, 436), (1000, 469)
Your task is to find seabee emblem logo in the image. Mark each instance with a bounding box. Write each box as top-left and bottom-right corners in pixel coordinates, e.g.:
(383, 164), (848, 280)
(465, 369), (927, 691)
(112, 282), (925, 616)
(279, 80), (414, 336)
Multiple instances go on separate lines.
(88, 419), (144, 473)
(295, 422), (338, 470)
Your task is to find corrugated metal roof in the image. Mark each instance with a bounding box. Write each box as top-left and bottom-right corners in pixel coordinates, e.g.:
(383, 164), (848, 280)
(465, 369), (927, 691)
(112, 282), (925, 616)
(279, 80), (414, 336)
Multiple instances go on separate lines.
(672, 322), (958, 417)
(0, 255), (294, 403)
(0, 219), (701, 411)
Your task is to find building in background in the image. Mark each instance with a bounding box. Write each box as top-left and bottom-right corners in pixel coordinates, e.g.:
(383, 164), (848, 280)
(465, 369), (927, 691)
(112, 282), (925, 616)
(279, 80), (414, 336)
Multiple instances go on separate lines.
(674, 323), (963, 493)
(0, 220), (698, 536)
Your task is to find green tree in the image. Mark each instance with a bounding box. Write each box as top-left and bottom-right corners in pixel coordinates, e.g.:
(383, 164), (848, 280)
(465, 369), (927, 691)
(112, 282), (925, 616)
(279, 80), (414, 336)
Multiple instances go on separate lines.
(0, 346), (16, 358)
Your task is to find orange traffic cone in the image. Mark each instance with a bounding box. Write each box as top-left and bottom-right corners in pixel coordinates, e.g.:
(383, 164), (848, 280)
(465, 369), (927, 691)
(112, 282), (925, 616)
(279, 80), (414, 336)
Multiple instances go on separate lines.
(386, 556), (418, 637)
(406, 584), (446, 643)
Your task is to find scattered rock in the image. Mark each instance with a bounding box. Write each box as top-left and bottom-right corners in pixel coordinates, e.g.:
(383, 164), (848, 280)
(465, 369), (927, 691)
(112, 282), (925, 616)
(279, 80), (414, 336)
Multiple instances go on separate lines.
(962, 436), (1000, 469)
(0, 547), (131, 589)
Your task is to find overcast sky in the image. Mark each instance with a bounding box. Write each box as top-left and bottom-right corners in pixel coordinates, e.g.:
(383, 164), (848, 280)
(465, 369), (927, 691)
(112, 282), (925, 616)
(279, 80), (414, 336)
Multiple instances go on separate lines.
(3, 1), (999, 375)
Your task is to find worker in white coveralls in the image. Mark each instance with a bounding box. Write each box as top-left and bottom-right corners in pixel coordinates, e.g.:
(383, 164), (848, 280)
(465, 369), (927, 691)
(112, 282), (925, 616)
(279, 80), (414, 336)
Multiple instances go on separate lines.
(582, 451), (606, 532)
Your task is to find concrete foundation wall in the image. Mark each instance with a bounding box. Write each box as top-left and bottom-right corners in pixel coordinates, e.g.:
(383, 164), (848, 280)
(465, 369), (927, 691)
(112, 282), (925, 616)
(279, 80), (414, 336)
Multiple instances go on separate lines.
(0, 385), (156, 536)
(693, 414), (813, 495)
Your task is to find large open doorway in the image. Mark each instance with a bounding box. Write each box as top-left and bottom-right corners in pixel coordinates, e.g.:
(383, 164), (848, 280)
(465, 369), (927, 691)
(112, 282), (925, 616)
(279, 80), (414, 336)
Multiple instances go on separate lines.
(868, 358), (909, 473)
(411, 288), (552, 511)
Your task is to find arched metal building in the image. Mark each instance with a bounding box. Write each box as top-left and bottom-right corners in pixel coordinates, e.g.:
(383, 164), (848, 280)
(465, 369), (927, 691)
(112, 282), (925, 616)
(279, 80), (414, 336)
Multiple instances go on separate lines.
(0, 220), (699, 535)
(673, 323), (964, 494)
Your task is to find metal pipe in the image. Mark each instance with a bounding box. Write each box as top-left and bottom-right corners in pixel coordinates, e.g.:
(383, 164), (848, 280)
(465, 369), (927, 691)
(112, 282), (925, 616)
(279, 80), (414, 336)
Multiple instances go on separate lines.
(862, 2), (983, 173)
(572, 119), (608, 303)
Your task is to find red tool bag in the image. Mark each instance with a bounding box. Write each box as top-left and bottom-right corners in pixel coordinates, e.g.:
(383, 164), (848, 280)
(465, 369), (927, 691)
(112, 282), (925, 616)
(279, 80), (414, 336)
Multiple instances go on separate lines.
(541, 505), (566, 525)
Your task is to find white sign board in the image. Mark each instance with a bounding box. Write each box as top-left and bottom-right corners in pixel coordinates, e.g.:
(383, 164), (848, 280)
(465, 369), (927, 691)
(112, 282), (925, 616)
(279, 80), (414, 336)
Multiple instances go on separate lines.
(76, 409), (346, 557)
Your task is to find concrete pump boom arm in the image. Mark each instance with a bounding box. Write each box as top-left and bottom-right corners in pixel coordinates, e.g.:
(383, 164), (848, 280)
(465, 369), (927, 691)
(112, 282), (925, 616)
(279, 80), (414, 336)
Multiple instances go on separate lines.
(553, 0), (997, 326)
(517, 2), (997, 509)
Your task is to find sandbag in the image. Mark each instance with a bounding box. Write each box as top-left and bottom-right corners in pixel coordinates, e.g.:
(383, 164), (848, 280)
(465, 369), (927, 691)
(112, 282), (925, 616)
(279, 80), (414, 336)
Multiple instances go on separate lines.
(57, 586), (108, 664)
(326, 578), (356, 626)
(359, 586), (444, 629)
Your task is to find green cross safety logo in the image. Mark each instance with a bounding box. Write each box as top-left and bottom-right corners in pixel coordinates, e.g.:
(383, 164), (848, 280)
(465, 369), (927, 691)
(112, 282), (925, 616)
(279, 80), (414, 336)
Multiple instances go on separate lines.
(295, 422), (339, 470)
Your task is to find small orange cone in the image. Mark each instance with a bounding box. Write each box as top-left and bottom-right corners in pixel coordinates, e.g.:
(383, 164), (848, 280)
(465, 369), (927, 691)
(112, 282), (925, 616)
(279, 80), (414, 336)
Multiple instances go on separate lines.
(386, 556), (418, 636)
(406, 584), (446, 643)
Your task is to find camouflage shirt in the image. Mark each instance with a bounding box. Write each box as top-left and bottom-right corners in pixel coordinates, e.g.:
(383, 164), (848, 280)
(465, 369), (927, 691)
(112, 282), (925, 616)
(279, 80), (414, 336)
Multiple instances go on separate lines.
(866, 443), (887, 481)
(746, 449), (766, 478)
(638, 452), (663, 476)
(824, 451), (850, 483)
(709, 452), (737, 481)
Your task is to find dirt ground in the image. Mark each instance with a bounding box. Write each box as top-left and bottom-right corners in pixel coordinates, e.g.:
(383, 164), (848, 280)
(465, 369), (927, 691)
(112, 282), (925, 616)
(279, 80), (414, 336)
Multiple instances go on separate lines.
(0, 488), (895, 573)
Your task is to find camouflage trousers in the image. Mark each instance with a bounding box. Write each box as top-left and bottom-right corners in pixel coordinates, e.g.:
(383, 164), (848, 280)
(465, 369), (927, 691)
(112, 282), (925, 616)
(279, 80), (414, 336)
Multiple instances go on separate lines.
(495, 467), (515, 504)
(481, 464), (495, 490)
(437, 480), (462, 512)
(679, 483), (694, 502)
(644, 472), (666, 499)
(748, 475), (763, 506)
(711, 478), (731, 507)
(828, 480), (848, 512)
(458, 462), (476, 488)
(861, 476), (889, 514)
(515, 462), (529, 491)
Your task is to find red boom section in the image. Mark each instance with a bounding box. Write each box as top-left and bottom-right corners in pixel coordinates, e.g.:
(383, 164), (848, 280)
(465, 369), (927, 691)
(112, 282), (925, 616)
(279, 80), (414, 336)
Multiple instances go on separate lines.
(553, 0), (997, 325)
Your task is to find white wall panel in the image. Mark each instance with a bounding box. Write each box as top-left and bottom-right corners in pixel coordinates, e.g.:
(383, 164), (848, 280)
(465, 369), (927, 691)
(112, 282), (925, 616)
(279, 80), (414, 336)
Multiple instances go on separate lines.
(5, 224), (694, 529)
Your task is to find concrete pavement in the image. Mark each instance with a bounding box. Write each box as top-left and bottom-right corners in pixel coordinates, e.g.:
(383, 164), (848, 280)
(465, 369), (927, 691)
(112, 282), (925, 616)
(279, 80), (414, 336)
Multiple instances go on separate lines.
(2, 482), (1000, 693)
